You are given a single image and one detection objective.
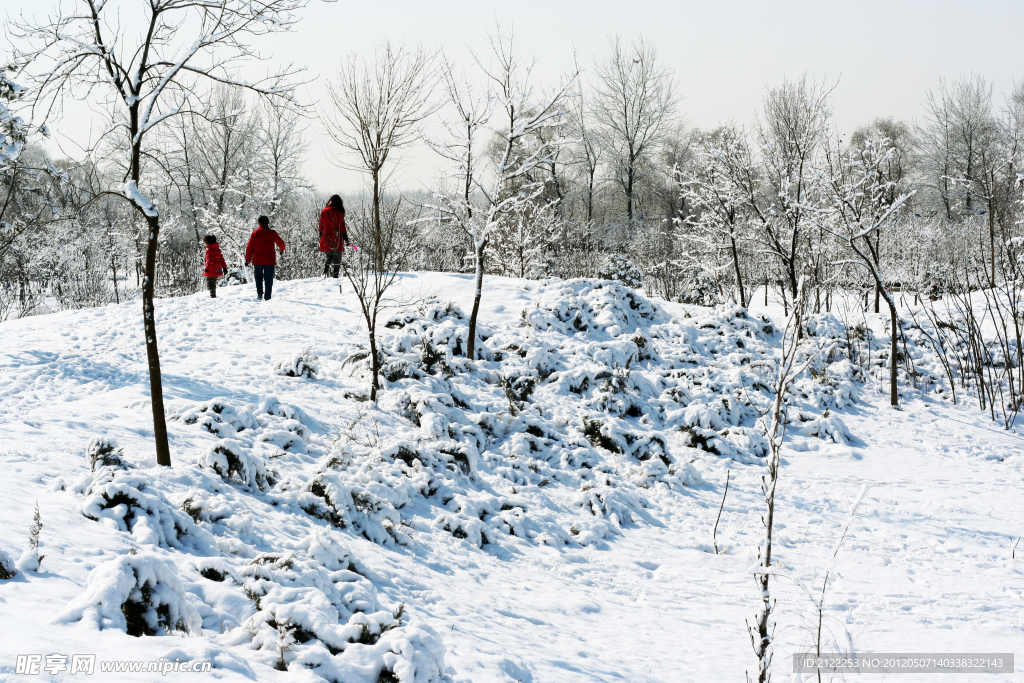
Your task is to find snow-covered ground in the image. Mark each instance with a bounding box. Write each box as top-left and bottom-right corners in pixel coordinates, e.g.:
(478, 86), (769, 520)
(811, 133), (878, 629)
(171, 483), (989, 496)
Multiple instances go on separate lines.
(1, 273), (1022, 683)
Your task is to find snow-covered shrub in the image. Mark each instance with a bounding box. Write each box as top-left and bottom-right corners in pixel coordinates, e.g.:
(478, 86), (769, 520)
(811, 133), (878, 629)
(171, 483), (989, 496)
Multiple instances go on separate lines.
(526, 280), (667, 338)
(302, 472), (408, 545)
(198, 439), (275, 491)
(171, 399), (260, 437)
(582, 417), (621, 453)
(16, 502), (43, 572)
(598, 253), (643, 288)
(675, 269), (720, 306)
(419, 298), (467, 322)
(57, 554), (202, 637)
(194, 557), (240, 584)
(577, 480), (644, 527)
(801, 411), (853, 445)
(418, 337), (451, 376)
(0, 546), (15, 579)
(81, 469), (218, 554)
(238, 531), (449, 681)
(86, 437), (129, 471)
(177, 489), (234, 525)
(501, 372), (536, 415)
(275, 350), (319, 379)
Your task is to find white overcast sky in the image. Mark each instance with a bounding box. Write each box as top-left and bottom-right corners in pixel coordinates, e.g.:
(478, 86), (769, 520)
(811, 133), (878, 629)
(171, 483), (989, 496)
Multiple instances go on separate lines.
(4, 0), (1024, 195)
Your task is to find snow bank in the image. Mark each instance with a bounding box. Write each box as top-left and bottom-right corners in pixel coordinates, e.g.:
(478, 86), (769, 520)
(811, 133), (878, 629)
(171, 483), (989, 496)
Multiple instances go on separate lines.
(25, 275), (886, 681)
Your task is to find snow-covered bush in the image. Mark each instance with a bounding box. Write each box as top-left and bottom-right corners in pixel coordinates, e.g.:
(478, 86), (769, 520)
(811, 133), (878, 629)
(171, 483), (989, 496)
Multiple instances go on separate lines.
(198, 439), (275, 491)
(302, 469), (410, 546)
(275, 350), (319, 379)
(80, 468), (218, 554)
(525, 280), (667, 338)
(86, 437), (129, 471)
(236, 530), (450, 681)
(801, 411), (854, 445)
(675, 268), (720, 306)
(501, 372), (536, 415)
(16, 502), (43, 572)
(598, 253), (643, 288)
(0, 546), (15, 579)
(57, 554), (202, 637)
(171, 399), (260, 437)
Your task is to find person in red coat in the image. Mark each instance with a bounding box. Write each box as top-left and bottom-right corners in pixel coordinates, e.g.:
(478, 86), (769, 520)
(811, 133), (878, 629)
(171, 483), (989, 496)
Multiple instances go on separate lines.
(318, 194), (348, 278)
(202, 235), (227, 298)
(244, 215), (286, 301)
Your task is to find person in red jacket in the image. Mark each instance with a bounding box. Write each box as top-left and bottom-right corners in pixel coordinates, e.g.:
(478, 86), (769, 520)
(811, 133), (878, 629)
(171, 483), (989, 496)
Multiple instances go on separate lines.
(318, 194), (348, 278)
(244, 215), (286, 301)
(202, 235), (227, 298)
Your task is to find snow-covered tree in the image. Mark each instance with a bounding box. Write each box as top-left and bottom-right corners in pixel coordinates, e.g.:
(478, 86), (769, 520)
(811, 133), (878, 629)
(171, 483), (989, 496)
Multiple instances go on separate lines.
(430, 28), (576, 359)
(15, 0), (305, 466)
(755, 75), (834, 301)
(681, 125), (759, 306)
(817, 136), (914, 405)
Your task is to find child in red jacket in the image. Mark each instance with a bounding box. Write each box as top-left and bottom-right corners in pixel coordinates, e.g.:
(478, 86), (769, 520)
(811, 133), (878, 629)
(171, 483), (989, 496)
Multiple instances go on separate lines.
(202, 235), (227, 298)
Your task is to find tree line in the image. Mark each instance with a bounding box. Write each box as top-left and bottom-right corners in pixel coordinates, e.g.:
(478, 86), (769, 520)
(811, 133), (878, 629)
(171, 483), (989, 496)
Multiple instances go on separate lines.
(2, 27), (1022, 322)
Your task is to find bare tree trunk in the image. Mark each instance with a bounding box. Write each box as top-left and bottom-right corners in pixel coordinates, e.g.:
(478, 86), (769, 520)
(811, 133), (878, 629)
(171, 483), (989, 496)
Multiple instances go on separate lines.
(626, 163), (635, 222)
(466, 240), (485, 360)
(110, 233), (120, 305)
(989, 206), (997, 285)
(368, 322), (380, 401)
(587, 169), (595, 224)
(730, 232), (746, 306)
(373, 167), (383, 272)
(749, 280), (807, 683)
(142, 215), (171, 466)
(889, 299), (899, 407)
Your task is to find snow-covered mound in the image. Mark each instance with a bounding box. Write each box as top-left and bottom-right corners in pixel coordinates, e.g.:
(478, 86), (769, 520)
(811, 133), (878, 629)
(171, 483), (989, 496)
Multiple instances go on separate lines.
(1, 274), (1023, 683)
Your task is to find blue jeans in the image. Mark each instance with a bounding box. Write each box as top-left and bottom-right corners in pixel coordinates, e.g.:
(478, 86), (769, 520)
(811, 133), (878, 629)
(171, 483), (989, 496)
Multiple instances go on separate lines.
(254, 265), (275, 300)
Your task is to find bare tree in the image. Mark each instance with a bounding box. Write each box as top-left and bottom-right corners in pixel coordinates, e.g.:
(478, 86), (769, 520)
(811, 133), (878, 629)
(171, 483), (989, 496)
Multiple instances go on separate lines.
(340, 199), (417, 401)
(14, 0), (304, 466)
(591, 35), (678, 223)
(850, 118), (914, 312)
(323, 41), (434, 271)
(756, 75), (834, 300)
(257, 97), (310, 213)
(192, 87), (263, 265)
(427, 55), (491, 229)
(817, 137), (914, 406)
(430, 28), (576, 359)
(918, 75), (1004, 282)
(566, 59), (600, 224)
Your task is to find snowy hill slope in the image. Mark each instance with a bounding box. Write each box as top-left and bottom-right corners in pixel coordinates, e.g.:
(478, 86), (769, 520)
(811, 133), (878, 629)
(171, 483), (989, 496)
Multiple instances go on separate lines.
(1, 273), (1023, 682)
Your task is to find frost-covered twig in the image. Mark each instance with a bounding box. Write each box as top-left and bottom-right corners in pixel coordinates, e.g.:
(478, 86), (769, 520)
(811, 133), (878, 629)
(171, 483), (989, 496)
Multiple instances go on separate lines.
(748, 276), (813, 683)
(712, 469), (730, 555)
